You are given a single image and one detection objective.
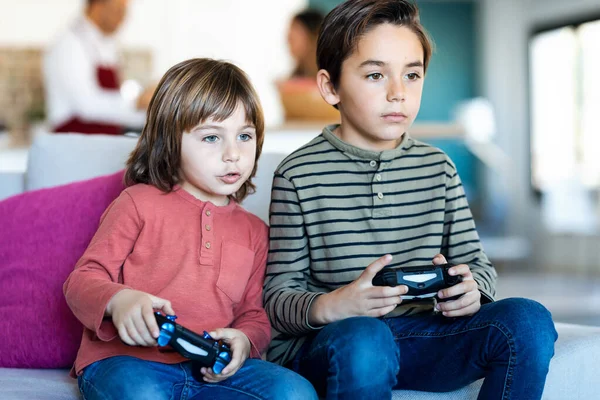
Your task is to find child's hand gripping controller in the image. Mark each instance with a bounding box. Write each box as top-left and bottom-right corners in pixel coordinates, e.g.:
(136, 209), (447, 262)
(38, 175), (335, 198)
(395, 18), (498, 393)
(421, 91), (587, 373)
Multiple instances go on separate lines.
(372, 263), (463, 302)
(155, 312), (232, 374)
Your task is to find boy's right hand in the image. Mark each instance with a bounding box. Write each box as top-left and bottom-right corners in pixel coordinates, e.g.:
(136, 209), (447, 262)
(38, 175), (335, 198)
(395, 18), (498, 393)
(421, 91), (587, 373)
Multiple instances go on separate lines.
(309, 254), (407, 325)
(105, 289), (175, 347)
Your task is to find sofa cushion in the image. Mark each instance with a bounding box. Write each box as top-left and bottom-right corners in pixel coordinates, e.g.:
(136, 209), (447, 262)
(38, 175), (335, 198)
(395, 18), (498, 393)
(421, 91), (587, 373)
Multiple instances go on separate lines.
(2, 323), (598, 400)
(25, 132), (137, 192)
(240, 151), (288, 223)
(540, 322), (600, 399)
(0, 171), (125, 368)
(0, 171), (25, 201)
(0, 368), (78, 400)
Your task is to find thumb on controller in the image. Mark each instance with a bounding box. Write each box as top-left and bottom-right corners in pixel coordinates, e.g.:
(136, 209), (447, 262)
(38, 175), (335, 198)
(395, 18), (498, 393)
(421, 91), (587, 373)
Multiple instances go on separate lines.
(149, 295), (175, 316)
(432, 254), (447, 265)
(209, 328), (233, 341)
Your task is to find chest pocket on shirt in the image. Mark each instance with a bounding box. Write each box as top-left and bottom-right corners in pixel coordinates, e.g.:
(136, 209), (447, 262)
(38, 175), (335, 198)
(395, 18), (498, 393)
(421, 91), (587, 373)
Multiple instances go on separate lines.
(216, 242), (256, 304)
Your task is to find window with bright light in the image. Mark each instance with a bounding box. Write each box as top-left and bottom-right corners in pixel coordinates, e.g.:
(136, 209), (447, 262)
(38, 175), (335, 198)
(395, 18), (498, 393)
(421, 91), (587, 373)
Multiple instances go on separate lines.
(530, 19), (600, 191)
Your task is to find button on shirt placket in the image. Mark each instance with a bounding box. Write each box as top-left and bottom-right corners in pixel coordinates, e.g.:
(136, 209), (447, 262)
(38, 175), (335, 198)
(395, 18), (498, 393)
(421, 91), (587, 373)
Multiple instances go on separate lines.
(200, 207), (214, 265)
(371, 159), (387, 218)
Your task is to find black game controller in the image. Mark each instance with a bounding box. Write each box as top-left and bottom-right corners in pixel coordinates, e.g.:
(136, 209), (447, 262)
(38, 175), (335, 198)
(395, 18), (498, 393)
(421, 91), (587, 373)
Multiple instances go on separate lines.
(372, 263), (463, 302)
(155, 312), (232, 374)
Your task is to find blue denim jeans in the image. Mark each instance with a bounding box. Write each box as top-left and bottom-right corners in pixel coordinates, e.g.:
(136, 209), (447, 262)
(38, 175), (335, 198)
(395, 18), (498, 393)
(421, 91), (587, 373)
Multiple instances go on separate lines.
(289, 298), (557, 400)
(78, 356), (318, 400)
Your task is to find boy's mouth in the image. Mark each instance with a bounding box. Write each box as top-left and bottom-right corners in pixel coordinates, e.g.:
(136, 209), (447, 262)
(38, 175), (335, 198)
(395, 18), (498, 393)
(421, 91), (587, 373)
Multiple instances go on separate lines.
(220, 173), (241, 184)
(381, 112), (408, 123)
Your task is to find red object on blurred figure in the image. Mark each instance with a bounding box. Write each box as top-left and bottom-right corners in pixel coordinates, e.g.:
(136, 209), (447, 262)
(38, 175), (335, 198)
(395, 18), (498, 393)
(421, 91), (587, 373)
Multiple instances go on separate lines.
(45, 1), (146, 135)
(53, 66), (122, 135)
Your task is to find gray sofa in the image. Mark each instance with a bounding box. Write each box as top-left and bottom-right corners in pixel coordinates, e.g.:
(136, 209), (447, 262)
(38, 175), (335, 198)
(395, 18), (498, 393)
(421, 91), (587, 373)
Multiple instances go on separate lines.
(1, 132), (599, 400)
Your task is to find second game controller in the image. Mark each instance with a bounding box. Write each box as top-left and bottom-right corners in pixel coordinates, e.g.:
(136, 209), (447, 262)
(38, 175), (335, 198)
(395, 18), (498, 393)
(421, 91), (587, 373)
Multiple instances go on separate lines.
(155, 313), (232, 374)
(372, 263), (463, 302)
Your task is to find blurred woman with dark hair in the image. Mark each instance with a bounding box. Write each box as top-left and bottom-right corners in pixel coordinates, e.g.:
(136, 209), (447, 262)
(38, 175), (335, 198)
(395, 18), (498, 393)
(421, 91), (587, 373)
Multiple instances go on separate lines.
(288, 10), (324, 79)
(279, 9), (339, 122)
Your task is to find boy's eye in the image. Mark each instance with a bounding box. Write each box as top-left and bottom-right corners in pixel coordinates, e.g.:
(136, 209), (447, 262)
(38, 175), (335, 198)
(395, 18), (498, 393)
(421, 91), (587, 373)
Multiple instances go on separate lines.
(202, 135), (219, 143)
(239, 133), (253, 141)
(405, 72), (421, 81)
(366, 72), (383, 81)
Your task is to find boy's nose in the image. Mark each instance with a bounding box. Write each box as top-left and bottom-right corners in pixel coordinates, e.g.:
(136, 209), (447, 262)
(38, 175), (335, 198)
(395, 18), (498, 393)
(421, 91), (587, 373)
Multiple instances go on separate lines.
(223, 143), (241, 162)
(387, 79), (406, 102)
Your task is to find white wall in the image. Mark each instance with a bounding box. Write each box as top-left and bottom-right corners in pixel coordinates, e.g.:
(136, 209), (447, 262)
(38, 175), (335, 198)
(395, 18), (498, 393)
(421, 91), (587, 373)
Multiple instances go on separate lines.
(478, 0), (531, 238)
(0, 0), (308, 127)
(478, 0), (600, 270)
(0, 0), (81, 45)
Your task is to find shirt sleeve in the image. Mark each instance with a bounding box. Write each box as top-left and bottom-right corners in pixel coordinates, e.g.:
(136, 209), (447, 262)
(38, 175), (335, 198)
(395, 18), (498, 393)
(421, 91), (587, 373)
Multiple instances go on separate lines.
(263, 172), (323, 336)
(441, 159), (497, 303)
(63, 190), (140, 341)
(230, 222), (272, 358)
(45, 33), (146, 128)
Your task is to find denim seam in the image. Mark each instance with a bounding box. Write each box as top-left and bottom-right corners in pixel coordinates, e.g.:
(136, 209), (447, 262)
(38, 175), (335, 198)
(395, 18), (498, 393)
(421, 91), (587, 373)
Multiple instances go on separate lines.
(79, 374), (110, 400)
(392, 321), (515, 400)
(77, 376), (86, 400)
(179, 362), (190, 400)
(328, 340), (342, 399)
(301, 341), (331, 361)
(171, 383), (185, 400)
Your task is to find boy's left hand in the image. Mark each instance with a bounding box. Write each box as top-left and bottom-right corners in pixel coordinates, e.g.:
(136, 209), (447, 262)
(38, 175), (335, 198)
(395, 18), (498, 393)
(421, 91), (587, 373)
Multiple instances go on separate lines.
(200, 328), (251, 383)
(433, 254), (481, 317)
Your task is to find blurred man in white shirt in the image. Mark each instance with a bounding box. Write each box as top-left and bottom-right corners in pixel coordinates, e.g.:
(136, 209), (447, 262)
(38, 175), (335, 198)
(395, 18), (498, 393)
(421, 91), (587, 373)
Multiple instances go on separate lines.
(44, 0), (152, 135)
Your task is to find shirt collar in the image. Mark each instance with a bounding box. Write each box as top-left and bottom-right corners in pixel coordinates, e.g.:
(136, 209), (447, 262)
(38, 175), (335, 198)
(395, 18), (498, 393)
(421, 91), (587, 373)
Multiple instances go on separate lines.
(173, 185), (237, 215)
(321, 124), (414, 161)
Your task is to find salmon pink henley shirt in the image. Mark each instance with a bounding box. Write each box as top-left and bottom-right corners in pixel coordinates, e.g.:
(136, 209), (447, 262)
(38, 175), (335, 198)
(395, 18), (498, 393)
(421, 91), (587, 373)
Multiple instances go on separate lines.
(63, 184), (270, 376)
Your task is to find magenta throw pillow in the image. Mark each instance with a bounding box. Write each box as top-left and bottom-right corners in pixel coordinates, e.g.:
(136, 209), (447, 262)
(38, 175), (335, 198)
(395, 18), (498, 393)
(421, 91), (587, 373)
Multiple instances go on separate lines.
(0, 171), (125, 368)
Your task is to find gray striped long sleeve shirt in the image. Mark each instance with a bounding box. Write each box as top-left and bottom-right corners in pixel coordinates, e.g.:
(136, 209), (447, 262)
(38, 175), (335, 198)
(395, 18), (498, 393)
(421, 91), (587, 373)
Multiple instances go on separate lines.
(264, 125), (497, 366)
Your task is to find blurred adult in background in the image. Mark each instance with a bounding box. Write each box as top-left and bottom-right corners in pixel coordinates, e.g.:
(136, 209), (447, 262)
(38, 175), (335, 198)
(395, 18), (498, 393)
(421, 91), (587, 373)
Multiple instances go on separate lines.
(287, 10), (324, 80)
(44, 0), (154, 135)
(279, 9), (339, 122)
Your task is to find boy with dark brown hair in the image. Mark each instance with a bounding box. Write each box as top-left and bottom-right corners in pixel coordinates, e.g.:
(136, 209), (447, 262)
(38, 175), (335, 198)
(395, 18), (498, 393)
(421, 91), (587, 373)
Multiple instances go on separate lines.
(264, 1), (557, 399)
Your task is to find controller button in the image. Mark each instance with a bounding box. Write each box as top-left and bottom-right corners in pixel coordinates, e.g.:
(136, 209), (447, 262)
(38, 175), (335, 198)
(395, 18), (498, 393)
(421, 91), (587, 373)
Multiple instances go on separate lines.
(213, 362), (225, 374)
(157, 331), (172, 346)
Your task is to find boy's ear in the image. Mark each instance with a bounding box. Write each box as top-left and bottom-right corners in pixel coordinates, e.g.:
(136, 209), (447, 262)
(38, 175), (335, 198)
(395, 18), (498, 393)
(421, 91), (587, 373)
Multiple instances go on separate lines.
(316, 69), (340, 107)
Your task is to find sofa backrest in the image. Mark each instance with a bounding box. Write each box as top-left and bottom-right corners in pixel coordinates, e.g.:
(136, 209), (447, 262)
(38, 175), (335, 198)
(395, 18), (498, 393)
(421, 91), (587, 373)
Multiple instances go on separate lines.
(241, 151), (287, 223)
(26, 133), (137, 191)
(24, 132), (288, 223)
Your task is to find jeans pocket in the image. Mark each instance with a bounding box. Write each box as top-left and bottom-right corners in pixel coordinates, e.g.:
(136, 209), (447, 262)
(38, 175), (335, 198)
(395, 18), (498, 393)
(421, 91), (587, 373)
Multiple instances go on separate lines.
(216, 241), (255, 303)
